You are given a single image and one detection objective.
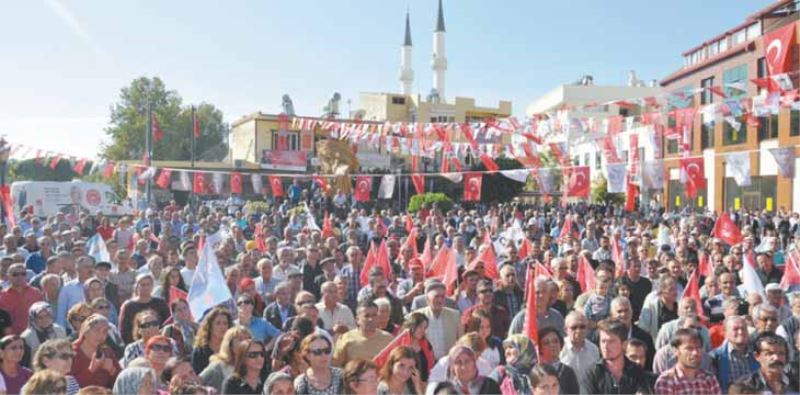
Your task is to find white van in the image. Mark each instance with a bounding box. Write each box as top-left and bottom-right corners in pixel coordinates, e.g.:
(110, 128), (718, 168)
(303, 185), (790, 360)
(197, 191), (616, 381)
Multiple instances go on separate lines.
(10, 181), (134, 218)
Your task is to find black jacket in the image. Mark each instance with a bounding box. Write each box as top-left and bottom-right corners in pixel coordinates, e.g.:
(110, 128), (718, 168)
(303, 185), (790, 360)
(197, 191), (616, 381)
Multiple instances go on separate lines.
(737, 370), (799, 394)
(580, 358), (653, 395)
(263, 302), (297, 330)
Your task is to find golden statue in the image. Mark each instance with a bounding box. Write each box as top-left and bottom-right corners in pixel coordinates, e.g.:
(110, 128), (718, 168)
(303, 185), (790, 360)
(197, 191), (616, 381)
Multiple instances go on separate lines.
(315, 139), (360, 196)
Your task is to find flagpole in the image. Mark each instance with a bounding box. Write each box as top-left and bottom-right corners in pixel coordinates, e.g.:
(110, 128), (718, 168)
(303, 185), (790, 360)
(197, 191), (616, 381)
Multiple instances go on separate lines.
(145, 102), (153, 207)
(190, 106), (196, 208)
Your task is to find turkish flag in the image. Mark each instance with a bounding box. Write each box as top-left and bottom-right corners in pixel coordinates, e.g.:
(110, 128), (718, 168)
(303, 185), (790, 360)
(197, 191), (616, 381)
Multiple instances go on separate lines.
(269, 176), (284, 198)
(518, 238), (533, 260)
(420, 237), (434, 271)
(401, 227), (419, 260)
(468, 242), (498, 280)
(565, 166), (590, 197)
(680, 157), (705, 199)
(152, 115), (164, 142)
(321, 212), (334, 239)
(523, 265), (538, 345)
(354, 176), (372, 202)
(560, 216), (577, 240)
(313, 176), (329, 192)
(411, 174), (425, 195)
(427, 247), (457, 293)
(576, 255), (596, 293)
(73, 159), (87, 175)
(763, 23), (796, 76)
(156, 169), (172, 189)
(624, 174), (638, 212)
(103, 162), (115, 178)
(230, 172), (242, 194)
(682, 269), (705, 319)
(193, 173), (206, 194)
(463, 173), (482, 201)
(712, 213), (743, 246)
(373, 329), (412, 368)
(780, 250), (800, 289)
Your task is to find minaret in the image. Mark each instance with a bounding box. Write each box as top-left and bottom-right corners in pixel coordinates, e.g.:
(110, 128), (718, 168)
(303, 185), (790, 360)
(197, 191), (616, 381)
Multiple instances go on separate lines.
(399, 10), (414, 95)
(432, 0), (447, 101)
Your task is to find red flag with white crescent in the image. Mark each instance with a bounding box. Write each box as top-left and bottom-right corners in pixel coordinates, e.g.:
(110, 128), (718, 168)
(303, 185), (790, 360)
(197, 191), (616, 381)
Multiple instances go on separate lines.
(152, 114), (164, 142)
(192, 173), (206, 194)
(463, 173), (482, 201)
(230, 172), (242, 194)
(354, 176), (372, 202)
(711, 213), (743, 246)
(269, 176), (284, 198)
(565, 166), (590, 197)
(576, 255), (596, 293)
(193, 113), (201, 138)
(763, 23), (796, 77)
(680, 157), (705, 199)
(156, 169), (172, 189)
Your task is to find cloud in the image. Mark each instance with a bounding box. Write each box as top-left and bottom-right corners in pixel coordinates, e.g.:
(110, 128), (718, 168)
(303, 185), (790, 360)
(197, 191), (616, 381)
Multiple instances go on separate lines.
(44, 0), (108, 59)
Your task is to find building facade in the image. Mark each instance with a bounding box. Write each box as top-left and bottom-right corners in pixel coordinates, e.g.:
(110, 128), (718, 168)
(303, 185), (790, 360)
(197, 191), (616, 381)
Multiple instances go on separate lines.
(660, 0), (800, 213)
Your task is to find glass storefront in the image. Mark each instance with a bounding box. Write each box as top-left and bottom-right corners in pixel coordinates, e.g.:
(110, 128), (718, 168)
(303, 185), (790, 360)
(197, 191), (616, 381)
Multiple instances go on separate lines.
(722, 176), (777, 212)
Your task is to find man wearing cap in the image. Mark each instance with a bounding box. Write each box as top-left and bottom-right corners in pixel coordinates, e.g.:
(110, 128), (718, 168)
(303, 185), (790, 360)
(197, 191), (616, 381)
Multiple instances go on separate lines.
(461, 279), (510, 339)
(412, 281), (463, 359)
(765, 283), (792, 322)
(56, 256), (94, 329)
(396, 258), (426, 310)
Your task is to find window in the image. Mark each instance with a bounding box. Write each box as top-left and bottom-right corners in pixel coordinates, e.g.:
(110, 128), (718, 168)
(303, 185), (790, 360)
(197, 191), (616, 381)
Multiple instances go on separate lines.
(667, 139), (679, 154)
(621, 150), (629, 164)
(793, 109), (800, 137)
(723, 65), (748, 98)
(668, 86), (694, 110)
(595, 152), (602, 170)
(723, 120), (747, 145)
(271, 130), (299, 150)
(757, 57), (767, 95)
(701, 123), (715, 149)
(619, 108), (629, 117)
(573, 156), (579, 166)
(758, 114), (779, 141)
(708, 42), (719, 57)
(732, 29), (747, 45)
(746, 22), (761, 40)
(391, 96), (406, 105)
(718, 38), (728, 52)
(701, 77), (715, 104)
(584, 153), (590, 166)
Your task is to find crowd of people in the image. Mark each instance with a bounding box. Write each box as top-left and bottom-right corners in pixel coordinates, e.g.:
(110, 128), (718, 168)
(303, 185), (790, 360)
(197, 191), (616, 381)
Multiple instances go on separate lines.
(0, 190), (797, 395)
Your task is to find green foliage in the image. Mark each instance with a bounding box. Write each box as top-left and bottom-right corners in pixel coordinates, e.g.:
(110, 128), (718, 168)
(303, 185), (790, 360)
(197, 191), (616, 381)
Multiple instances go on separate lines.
(470, 157), (525, 203)
(243, 201), (270, 216)
(8, 159), (79, 182)
(591, 175), (625, 204)
(407, 192), (453, 213)
(102, 76), (229, 162)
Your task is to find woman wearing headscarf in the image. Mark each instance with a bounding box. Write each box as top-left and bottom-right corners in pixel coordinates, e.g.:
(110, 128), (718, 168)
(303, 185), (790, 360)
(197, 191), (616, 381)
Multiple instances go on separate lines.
(161, 298), (198, 358)
(488, 335), (538, 395)
(112, 366), (158, 395)
(20, 302), (66, 365)
(446, 346), (501, 395)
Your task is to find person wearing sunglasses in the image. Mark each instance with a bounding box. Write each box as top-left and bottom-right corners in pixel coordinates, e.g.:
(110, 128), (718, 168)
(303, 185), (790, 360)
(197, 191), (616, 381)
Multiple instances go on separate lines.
(221, 339), (267, 395)
(143, 335), (173, 389)
(236, 294), (280, 345)
(294, 333), (343, 395)
(0, 263), (43, 336)
(121, 309), (173, 368)
(31, 339), (79, 395)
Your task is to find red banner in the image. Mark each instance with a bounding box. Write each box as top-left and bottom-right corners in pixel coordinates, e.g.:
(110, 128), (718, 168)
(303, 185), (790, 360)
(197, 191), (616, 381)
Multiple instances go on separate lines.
(269, 176), (284, 198)
(156, 169), (172, 189)
(0, 186), (15, 228)
(230, 172), (242, 194)
(192, 173), (206, 194)
(565, 166), (590, 197)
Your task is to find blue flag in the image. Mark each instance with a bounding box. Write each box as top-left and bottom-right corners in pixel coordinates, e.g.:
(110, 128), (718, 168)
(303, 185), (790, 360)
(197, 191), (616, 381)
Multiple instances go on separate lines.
(188, 230), (233, 319)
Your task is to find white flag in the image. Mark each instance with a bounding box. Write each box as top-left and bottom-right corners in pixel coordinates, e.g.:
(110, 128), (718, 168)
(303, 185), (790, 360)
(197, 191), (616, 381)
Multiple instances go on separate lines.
(440, 173), (463, 183)
(378, 175), (396, 199)
(536, 169), (554, 194)
(251, 174), (263, 194)
(212, 172), (224, 194)
(179, 171), (191, 191)
(642, 160), (665, 190)
(606, 163), (627, 193)
(769, 147), (795, 178)
(138, 167), (157, 182)
(739, 252), (764, 298)
(726, 152), (751, 186)
(500, 169), (529, 183)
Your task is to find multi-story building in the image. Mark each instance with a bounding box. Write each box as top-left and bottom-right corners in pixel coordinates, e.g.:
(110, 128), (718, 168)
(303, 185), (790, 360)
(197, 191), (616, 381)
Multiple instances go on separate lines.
(660, 0), (799, 212)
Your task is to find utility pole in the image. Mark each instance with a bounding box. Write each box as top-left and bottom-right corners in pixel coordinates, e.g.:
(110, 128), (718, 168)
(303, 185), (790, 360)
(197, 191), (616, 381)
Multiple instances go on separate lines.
(145, 102), (153, 207)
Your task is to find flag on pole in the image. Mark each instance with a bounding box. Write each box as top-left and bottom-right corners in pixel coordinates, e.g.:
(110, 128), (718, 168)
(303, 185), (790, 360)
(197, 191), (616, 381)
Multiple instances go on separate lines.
(193, 111), (201, 138)
(152, 114), (164, 142)
(682, 269), (705, 319)
(188, 231), (233, 319)
(712, 213), (743, 246)
(576, 255), (596, 293)
(373, 330), (412, 368)
(523, 266), (538, 346)
(740, 250), (765, 298)
(86, 234), (111, 266)
(360, 243), (378, 286)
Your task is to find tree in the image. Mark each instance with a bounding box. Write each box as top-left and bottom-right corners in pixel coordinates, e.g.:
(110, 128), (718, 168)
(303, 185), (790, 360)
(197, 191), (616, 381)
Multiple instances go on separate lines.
(591, 175), (624, 205)
(8, 158), (82, 182)
(470, 157), (525, 203)
(102, 76), (229, 162)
